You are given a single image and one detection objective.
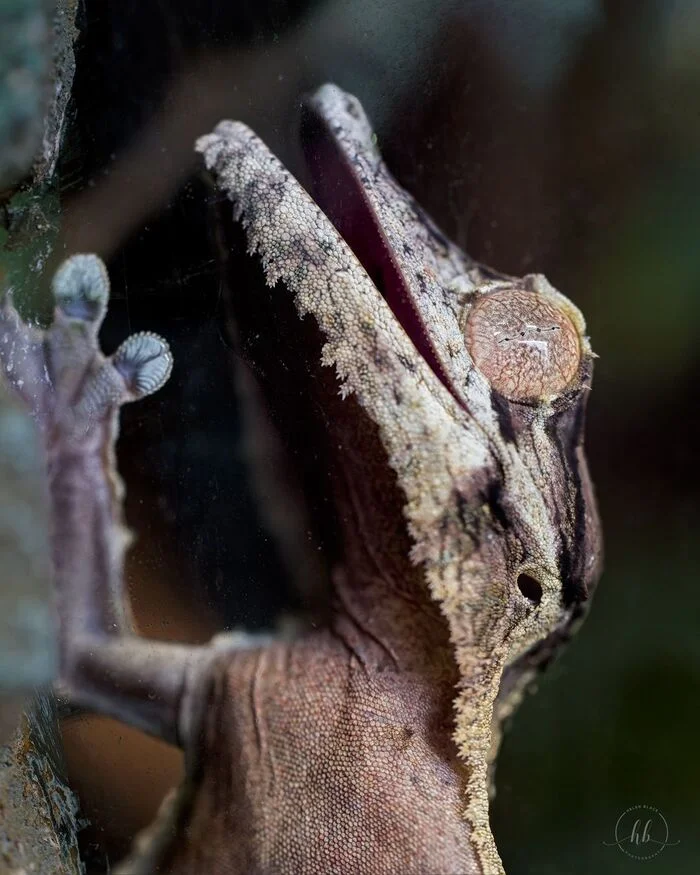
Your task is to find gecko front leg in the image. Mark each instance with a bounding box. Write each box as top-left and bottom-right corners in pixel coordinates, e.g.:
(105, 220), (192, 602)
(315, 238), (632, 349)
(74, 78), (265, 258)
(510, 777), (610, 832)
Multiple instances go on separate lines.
(0, 255), (208, 744)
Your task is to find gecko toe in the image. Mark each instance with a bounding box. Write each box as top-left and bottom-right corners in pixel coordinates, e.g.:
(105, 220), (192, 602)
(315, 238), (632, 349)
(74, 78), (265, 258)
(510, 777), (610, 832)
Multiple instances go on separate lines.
(71, 332), (172, 426)
(52, 254), (110, 325)
(112, 332), (173, 399)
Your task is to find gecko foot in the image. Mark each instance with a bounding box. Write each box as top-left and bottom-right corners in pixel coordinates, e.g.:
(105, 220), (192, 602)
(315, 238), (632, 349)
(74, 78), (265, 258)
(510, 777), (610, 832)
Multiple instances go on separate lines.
(0, 254), (173, 442)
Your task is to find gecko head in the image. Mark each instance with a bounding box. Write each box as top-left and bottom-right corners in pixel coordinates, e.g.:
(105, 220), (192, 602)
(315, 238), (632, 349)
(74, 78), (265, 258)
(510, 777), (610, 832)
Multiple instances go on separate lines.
(299, 85), (601, 660)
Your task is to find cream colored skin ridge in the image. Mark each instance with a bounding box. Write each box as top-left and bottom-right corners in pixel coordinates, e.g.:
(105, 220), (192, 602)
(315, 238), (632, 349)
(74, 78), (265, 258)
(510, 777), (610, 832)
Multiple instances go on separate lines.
(197, 86), (596, 875)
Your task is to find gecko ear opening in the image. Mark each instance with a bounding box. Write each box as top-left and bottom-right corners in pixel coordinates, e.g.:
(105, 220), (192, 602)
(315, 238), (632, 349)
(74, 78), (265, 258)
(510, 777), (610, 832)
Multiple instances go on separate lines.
(517, 573), (543, 605)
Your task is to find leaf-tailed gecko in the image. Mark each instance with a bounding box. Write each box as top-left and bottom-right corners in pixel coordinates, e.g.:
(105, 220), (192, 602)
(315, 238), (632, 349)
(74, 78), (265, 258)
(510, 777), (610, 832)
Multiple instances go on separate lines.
(0, 84), (601, 874)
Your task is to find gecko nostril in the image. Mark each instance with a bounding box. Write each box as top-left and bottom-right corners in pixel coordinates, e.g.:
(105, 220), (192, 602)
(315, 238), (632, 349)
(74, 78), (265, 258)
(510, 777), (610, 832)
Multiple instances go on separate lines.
(517, 573), (542, 605)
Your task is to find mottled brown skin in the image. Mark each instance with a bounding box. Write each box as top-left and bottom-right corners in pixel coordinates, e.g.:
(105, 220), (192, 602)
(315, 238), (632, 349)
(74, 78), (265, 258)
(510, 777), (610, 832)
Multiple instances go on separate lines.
(0, 85), (602, 875)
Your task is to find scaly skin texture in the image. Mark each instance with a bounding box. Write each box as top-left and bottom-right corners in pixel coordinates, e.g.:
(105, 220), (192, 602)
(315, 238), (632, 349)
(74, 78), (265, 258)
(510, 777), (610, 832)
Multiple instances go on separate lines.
(0, 85), (602, 874)
(161, 637), (470, 873)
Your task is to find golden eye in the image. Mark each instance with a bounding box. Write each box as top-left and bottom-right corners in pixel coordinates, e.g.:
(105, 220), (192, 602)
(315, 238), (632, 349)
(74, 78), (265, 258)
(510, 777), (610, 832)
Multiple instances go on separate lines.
(465, 288), (581, 402)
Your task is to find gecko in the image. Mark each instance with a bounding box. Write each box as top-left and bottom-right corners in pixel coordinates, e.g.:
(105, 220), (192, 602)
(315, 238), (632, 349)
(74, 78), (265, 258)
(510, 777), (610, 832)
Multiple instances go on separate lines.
(0, 84), (601, 874)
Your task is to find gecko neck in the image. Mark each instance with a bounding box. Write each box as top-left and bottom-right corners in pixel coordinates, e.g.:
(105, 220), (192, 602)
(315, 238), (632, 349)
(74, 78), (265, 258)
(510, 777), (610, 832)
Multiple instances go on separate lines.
(326, 390), (510, 872)
(326, 419), (505, 873)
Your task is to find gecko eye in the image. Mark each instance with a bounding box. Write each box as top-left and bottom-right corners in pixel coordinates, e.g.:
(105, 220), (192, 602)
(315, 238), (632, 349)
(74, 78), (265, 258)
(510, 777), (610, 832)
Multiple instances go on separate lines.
(464, 288), (581, 402)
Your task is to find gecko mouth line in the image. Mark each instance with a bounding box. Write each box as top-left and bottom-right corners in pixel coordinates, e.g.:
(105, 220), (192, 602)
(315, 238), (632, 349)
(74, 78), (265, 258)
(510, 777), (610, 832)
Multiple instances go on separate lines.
(300, 100), (462, 405)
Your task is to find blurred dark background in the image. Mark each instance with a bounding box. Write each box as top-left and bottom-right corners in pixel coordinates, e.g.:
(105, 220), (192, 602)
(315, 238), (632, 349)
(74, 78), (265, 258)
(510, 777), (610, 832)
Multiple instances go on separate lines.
(13, 0), (700, 871)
